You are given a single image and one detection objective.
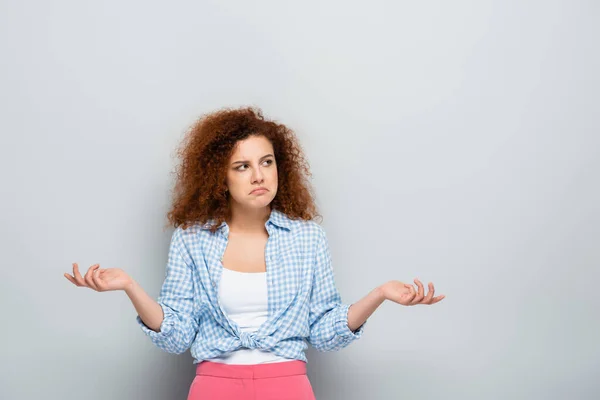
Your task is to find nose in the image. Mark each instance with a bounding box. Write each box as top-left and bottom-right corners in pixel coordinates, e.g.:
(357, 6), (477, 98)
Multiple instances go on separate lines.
(251, 167), (264, 184)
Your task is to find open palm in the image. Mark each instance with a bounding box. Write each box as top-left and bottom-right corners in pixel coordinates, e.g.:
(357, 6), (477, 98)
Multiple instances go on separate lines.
(64, 263), (133, 292)
(382, 278), (445, 306)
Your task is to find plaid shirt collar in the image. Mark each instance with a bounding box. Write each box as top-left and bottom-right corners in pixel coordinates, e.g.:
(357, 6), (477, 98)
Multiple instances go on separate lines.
(200, 208), (292, 238)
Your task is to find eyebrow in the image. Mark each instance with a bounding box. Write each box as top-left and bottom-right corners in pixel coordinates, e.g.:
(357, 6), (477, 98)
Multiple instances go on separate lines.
(231, 154), (274, 165)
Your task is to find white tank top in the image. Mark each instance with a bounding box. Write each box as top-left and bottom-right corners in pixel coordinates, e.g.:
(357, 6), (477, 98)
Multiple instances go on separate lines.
(206, 268), (292, 364)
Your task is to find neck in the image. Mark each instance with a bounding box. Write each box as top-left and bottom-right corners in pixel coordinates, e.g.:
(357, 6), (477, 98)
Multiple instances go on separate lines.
(227, 204), (271, 234)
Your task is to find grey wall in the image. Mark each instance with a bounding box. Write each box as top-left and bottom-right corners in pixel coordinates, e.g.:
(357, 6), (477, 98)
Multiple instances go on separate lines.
(1, 1), (598, 399)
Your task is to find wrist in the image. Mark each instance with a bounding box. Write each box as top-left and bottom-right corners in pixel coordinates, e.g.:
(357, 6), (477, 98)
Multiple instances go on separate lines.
(374, 284), (388, 303)
(124, 279), (138, 296)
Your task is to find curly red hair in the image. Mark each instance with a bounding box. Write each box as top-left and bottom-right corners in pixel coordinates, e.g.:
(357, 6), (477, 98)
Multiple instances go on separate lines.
(165, 106), (321, 233)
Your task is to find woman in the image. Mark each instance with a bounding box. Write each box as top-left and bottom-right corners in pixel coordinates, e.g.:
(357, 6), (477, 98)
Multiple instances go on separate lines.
(64, 106), (445, 399)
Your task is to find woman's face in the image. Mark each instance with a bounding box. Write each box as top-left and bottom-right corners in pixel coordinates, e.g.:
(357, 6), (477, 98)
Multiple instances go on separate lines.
(225, 135), (278, 210)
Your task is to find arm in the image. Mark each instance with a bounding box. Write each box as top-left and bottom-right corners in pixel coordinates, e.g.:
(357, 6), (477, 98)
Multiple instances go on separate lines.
(308, 231), (446, 346)
(347, 286), (386, 332)
(307, 228), (366, 352)
(125, 280), (164, 332)
(348, 279), (447, 331)
(134, 228), (200, 354)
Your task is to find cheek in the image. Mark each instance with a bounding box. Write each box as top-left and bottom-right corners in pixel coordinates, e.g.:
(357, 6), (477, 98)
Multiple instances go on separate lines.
(226, 174), (242, 190)
(269, 168), (278, 181)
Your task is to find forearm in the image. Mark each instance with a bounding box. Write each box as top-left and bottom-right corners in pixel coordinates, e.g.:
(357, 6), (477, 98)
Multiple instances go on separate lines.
(347, 286), (386, 332)
(125, 280), (164, 332)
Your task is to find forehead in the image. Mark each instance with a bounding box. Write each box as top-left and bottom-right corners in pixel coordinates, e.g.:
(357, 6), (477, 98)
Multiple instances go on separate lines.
(230, 135), (273, 157)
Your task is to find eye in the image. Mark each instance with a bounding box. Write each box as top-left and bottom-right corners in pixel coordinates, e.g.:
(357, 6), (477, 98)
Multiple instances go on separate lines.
(235, 159), (274, 171)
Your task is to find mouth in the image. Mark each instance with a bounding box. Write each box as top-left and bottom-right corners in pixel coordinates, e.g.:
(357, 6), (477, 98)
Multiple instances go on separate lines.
(250, 187), (268, 194)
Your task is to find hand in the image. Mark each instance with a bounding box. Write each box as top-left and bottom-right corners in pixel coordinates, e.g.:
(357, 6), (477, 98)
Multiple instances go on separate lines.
(64, 263), (134, 292)
(380, 278), (445, 306)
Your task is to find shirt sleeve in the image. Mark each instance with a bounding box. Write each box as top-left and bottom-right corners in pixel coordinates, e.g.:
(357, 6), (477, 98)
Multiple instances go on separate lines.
(136, 227), (200, 354)
(307, 227), (365, 352)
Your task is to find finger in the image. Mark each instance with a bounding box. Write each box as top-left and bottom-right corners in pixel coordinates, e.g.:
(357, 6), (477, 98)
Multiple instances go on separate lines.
(64, 273), (79, 286)
(421, 282), (435, 304)
(72, 263), (87, 286)
(411, 279), (425, 304)
(91, 268), (104, 291)
(84, 265), (100, 290)
(415, 279), (424, 298)
(429, 295), (445, 304)
(404, 284), (417, 302)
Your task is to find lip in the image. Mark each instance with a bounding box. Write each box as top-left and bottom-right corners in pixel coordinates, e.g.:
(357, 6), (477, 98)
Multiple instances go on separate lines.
(250, 187), (268, 194)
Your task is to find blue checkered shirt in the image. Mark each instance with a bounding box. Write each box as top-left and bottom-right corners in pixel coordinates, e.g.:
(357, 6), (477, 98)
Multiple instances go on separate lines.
(136, 208), (365, 363)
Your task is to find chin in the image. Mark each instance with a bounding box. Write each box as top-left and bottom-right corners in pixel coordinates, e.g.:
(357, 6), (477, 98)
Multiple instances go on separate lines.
(253, 199), (274, 208)
(249, 195), (275, 208)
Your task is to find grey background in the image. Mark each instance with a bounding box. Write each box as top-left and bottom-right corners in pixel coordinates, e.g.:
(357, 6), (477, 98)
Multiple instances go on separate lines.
(1, 0), (598, 399)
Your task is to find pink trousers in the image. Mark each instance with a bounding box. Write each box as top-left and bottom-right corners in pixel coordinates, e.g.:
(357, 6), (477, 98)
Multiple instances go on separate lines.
(187, 360), (316, 400)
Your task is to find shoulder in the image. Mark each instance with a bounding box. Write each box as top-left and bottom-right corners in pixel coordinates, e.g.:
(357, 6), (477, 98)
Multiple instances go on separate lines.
(170, 222), (214, 250)
(289, 218), (327, 246)
(172, 222), (203, 238)
(293, 218), (323, 233)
